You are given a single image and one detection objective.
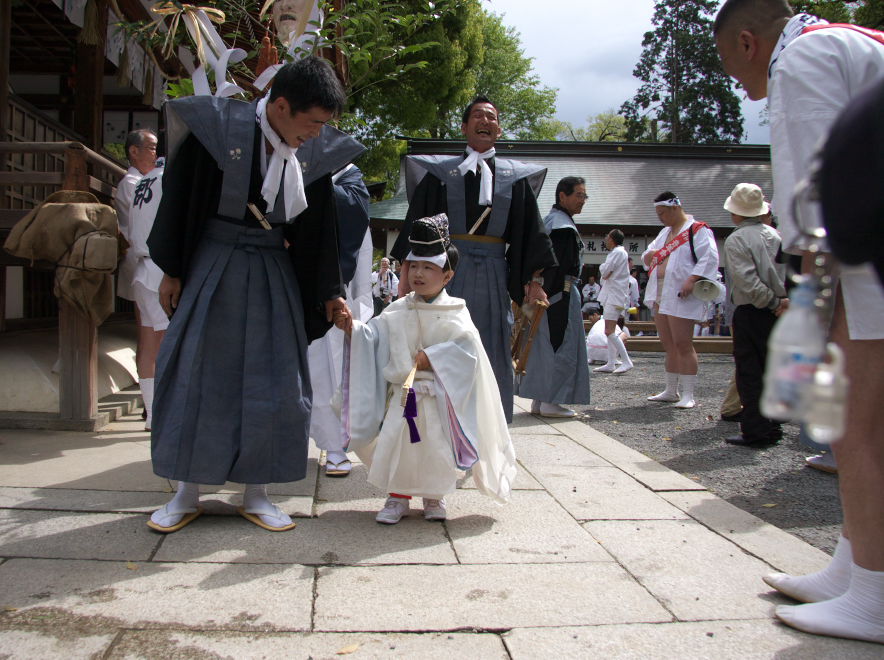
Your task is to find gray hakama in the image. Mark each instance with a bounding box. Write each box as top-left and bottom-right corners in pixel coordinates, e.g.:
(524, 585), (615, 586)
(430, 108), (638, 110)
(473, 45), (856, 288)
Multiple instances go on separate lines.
(515, 285), (591, 404)
(447, 238), (512, 419)
(151, 219), (311, 485)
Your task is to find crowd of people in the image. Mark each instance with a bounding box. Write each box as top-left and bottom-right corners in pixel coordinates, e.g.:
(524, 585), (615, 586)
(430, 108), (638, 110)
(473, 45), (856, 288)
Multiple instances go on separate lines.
(109, 0), (881, 646)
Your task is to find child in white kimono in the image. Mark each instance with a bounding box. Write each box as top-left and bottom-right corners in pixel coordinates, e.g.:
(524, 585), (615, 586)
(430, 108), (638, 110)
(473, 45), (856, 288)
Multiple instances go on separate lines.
(333, 214), (517, 524)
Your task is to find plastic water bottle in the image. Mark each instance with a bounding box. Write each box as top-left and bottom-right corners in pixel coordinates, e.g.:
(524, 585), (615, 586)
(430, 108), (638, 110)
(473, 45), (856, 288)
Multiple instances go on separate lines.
(761, 279), (826, 421)
(804, 343), (847, 444)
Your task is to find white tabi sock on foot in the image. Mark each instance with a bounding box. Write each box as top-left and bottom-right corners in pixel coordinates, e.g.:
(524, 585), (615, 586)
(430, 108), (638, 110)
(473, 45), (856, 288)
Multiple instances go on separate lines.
(150, 481), (199, 527)
(775, 563), (884, 644)
(593, 339), (617, 373)
(140, 378), (154, 430)
(764, 535), (852, 603)
(243, 483), (292, 528)
(609, 333), (633, 373)
(674, 373), (697, 408)
(648, 371), (680, 401)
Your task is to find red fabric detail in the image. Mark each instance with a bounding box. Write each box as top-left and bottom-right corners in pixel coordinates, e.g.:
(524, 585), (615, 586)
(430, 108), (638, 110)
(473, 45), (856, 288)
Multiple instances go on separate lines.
(802, 24), (884, 46)
(389, 493), (412, 500)
(648, 222), (710, 275)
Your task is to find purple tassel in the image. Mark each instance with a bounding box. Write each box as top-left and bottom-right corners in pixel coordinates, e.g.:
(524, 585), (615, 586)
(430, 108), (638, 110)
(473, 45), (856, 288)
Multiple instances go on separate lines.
(403, 388), (421, 443)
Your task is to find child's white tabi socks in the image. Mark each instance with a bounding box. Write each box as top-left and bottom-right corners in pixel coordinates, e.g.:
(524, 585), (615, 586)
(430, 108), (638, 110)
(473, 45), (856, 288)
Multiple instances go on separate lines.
(764, 535), (852, 603)
(648, 371), (680, 401)
(775, 563), (884, 645)
(140, 377), (154, 430)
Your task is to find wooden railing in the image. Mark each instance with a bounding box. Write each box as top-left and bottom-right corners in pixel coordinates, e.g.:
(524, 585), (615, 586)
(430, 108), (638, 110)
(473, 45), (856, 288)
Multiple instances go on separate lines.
(1, 140), (126, 428)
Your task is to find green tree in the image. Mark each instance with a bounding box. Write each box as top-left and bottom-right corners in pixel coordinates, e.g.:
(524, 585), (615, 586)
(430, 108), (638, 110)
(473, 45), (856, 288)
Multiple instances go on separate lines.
(790, 0), (884, 28)
(620, 0), (743, 144)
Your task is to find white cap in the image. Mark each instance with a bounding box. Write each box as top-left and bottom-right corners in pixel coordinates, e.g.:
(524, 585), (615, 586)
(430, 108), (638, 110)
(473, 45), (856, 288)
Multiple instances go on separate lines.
(724, 183), (770, 218)
(406, 251), (448, 268)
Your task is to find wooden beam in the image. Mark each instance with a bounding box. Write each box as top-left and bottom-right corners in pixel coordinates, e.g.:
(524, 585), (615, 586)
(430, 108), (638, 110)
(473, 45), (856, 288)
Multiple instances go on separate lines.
(0, 0), (10, 142)
(57, 299), (98, 421)
(73, 0), (108, 151)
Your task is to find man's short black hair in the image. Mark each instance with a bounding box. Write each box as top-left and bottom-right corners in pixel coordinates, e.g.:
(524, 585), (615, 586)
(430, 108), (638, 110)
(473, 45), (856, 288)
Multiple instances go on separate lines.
(713, 0), (793, 37)
(555, 176), (586, 200)
(608, 229), (625, 246)
(269, 56), (346, 116)
(654, 191), (679, 204)
(461, 95), (499, 124)
(124, 128), (155, 162)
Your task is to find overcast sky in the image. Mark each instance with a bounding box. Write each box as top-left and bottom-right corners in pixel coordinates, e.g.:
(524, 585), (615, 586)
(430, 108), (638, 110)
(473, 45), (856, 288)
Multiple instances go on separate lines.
(485, 0), (771, 144)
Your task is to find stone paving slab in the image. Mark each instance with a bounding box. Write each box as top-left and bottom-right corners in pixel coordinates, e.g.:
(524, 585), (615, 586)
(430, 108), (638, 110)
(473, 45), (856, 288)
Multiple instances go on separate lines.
(446, 490), (614, 564)
(510, 432), (611, 469)
(533, 466), (690, 520)
(457, 462), (545, 490)
(0, 629), (115, 660)
(503, 620), (884, 659)
(153, 512), (456, 565)
(314, 563), (672, 631)
(585, 519), (792, 621)
(0, 510), (159, 561)
(660, 490), (832, 576)
(105, 630), (509, 659)
(0, 558), (314, 630)
(547, 419), (708, 492)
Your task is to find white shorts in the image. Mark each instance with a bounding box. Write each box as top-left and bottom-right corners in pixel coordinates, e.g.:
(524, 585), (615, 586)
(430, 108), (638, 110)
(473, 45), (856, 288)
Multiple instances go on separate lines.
(133, 281), (169, 331)
(840, 264), (884, 340)
(603, 305), (624, 321)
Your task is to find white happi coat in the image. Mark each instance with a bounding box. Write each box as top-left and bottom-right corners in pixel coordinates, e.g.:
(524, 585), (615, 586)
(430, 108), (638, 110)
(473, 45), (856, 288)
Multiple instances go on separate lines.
(113, 166), (141, 300)
(128, 166), (165, 294)
(768, 16), (884, 339)
(598, 244), (630, 310)
(641, 217), (719, 321)
(342, 290), (516, 503)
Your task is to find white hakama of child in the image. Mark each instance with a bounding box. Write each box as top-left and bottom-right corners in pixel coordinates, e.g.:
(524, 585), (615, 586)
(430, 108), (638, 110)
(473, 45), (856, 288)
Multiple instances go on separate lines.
(342, 290), (516, 504)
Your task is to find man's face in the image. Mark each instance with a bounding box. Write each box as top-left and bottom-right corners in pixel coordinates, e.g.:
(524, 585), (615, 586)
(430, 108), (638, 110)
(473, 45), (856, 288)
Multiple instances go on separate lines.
(655, 204), (679, 226)
(267, 98), (331, 148)
(461, 102), (502, 152)
(604, 233), (615, 251)
(589, 277), (596, 285)
(558, 183), (587, 217)
(407, 259), (452, 298)
(272, 0), (307, 46)
(130, 133), (157, 175)
(715, 29), (768, 101)
(379, 258), (389, 272)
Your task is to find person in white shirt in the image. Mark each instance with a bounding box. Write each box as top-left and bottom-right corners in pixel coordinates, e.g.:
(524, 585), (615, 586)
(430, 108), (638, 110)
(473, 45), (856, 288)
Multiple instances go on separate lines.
(642, 192), (719, 409)
(628, 268), (640, 318)
(594, 230), (633, 374)
(715, 0), (884, 644)
(582, 276), (600, 305)
(370, 257), (399, 315)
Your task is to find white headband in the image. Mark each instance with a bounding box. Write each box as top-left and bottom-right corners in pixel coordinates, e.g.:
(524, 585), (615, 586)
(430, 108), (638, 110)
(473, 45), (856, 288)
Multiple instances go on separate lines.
(654, 197), (681, 207)
(406, 251), (448, 268)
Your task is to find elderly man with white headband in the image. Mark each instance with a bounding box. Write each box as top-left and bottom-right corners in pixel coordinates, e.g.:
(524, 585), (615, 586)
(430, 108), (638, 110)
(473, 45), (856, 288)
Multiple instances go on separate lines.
(642, 192), (719, 409)
(392, 96), (556, 423)
(146, 56), (364, 534)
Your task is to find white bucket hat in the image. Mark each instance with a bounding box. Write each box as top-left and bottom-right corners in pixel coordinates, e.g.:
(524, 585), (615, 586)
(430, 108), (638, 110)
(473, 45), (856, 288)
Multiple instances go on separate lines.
(723, 183), (770, 218)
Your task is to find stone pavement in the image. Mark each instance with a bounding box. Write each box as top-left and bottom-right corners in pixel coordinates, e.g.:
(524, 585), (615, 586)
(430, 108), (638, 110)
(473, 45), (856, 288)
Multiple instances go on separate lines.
(0, 396), (879, 659)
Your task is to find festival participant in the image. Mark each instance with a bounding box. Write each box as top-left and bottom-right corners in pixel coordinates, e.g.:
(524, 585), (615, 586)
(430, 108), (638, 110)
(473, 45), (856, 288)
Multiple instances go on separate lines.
(586, 316), (630, 365)
(642, 192), (719, 409)
(370, 257), (398, 316)
(146, 56), (361, 533)
(516, 176), (590, 418)
(392, 96), (556, 422)
(308, 164), (372, 478)
(126, 160), (168, 431)
(715, 0), (884, 643)
(335, 214), (517, 524)
(594, 229), (634, 374)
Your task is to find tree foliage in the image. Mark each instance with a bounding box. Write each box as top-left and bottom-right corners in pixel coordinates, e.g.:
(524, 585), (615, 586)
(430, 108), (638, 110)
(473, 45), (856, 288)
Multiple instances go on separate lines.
(790, 0), (884, 28)
(620, 0), (743, 144)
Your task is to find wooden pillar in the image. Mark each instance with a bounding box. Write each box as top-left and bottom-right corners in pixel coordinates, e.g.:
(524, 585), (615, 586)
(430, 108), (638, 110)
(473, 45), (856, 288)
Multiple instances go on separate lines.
(73, 0), (108, 150)
(0, 0), (10, 142)
(57, 300), (98, 421)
